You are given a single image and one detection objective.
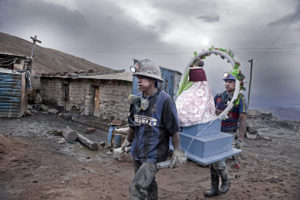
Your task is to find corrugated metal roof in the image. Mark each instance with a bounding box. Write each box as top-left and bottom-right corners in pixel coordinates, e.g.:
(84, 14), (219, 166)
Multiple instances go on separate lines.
(0, 52), (28, 59)
(79, 71), (133, 82)
(0, 53), (29, 69)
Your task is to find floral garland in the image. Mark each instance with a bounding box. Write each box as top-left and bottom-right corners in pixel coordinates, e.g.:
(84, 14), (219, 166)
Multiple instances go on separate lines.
(196, 46), (246, 105)
(178, 46), (246, 120)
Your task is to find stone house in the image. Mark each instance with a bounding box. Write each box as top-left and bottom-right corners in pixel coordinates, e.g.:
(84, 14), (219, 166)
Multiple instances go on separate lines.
(37, 65), (181, 123)
(39, 71), (132, 121)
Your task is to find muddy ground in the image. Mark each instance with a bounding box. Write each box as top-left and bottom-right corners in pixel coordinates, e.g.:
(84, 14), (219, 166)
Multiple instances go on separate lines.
(0, 113), (299, 200)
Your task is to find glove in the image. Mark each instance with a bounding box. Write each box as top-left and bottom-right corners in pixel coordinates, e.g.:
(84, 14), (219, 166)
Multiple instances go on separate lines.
(170, 150), (186, 168)
(121, 138), (131, 152)
(234, 138), (243, 149)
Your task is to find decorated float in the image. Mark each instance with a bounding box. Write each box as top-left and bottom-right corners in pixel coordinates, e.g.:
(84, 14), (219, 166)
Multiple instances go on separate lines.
(175, 46), (246, 165)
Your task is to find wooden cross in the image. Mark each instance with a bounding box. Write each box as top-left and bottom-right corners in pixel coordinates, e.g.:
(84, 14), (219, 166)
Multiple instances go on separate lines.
(30, 35), (42, 59)
(27, 35), (42, 71)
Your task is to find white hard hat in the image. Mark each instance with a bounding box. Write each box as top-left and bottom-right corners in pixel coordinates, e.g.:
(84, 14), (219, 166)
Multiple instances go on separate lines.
(130, 59), (164, 82)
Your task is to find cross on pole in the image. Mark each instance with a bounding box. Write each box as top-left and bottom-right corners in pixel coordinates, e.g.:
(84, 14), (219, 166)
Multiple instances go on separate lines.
(28, 35), (42, 72)
(30, 35), (42, 59)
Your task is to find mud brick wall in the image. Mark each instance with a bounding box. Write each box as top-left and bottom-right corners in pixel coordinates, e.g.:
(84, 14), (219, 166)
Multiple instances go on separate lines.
(83, 90), (93, 116)
(40, 78), (64, 106)
(31, 75), (41, 90)
(39, 77), (132, 122)
(68, 79), (92, 113)
(98, 80), (131, 121)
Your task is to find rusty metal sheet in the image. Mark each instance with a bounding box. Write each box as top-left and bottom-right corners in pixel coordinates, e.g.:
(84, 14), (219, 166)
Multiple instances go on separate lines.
(0, 71), (25, 118)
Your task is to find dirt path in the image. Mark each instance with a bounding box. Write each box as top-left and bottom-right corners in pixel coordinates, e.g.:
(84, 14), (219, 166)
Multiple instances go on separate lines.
(0, 113), (299, 200)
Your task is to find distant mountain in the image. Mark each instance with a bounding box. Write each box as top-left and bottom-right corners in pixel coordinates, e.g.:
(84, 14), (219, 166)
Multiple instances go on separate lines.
(0, 32), (112, 74)
(252, 105), (300, 121)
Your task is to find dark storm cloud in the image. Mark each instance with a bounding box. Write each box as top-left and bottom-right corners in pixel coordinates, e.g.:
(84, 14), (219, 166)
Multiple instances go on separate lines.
(268, 2), (300, 26)
(0, 0), (300, 108)
(0, 0), (86, 36)
(0, 0), (170, 58)
(196, 14), (220, 22)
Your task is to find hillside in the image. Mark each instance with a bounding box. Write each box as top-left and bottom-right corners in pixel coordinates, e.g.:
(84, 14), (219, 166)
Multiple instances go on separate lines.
(0, 32), (112, 74)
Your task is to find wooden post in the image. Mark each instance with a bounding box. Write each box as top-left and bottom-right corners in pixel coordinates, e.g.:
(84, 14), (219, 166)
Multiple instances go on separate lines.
(247, 59), (253, 109)
(29, 35), (42, 72)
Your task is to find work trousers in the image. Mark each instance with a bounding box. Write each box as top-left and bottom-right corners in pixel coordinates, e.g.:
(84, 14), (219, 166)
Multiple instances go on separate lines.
(129, 160), (159, 200)
(211, 159), (226, 171)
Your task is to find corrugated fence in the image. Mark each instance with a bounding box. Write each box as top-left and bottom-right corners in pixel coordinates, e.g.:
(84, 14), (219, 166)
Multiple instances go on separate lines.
(0, 71), (26, 117)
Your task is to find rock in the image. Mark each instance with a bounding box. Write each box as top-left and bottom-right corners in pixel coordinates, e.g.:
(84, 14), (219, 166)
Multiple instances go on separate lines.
(276, 120), (300, 131)
(100, 141), (106, 147)
(71, 114), (78, 121)
(48, 129), (63, 136)
(257, 127), (271, 132)
(27, 104), (33, 110)
(267, 176), (283, 183)
(263, 136), (272, 141)
(247, 126), (258, 135)
(24, 110), (32, 116)
(34, 93), (42, 104)
(247, 109), (273, 120)
(33, 104), (41, 110)
(246, 132), (257, 139)
(63, 113), (72, 120)
(48, 108), (58, 114)
(58, 138), (66, 144)
(86, 127), (96, 134)
(247, 109), (261, 116)
(31, 110), (38, 114)
(257, 131), (272, 141)
(41, 104), (48, 111)
(260, 111), (273, 119)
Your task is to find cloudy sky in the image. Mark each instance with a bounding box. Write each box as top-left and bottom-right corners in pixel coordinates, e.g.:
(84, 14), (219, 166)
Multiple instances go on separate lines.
(0, 0), (300, 108)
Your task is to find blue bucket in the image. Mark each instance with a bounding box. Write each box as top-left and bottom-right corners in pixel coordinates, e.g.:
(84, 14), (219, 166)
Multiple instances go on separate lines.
(114, 134), (122, 148)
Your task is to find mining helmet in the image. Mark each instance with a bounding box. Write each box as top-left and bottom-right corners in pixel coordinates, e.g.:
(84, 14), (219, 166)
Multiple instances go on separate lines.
(223, 72), (236, 81)
(130, 59), (164, 82)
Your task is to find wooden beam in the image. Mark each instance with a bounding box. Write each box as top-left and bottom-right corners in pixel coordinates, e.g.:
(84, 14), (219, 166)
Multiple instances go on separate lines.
(77, 133), (98, 151)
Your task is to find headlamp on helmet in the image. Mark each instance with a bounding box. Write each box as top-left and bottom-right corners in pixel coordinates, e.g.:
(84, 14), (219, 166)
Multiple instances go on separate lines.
(223, 72), (229, 78)
(130, 65), (136, 73)
(130, 59), (141, 73)
(223, 72), (236, 81)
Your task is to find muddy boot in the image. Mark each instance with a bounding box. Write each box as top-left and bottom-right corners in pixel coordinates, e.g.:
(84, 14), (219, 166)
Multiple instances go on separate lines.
(204, 167), (220, 197)
(218, 169), (230, 194)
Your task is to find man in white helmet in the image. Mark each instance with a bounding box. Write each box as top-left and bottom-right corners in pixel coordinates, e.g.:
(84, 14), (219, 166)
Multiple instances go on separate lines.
(123, 59), (185, 200)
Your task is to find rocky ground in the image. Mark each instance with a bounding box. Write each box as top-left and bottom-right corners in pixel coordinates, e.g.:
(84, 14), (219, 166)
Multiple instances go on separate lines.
(0, 110), (299, 200)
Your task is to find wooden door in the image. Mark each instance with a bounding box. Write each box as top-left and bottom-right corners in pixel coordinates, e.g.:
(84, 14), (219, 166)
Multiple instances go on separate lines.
(93, 87), (100, 117)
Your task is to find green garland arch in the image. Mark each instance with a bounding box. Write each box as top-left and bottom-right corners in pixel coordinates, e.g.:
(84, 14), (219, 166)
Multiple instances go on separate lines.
(177, 46), (246, 120)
